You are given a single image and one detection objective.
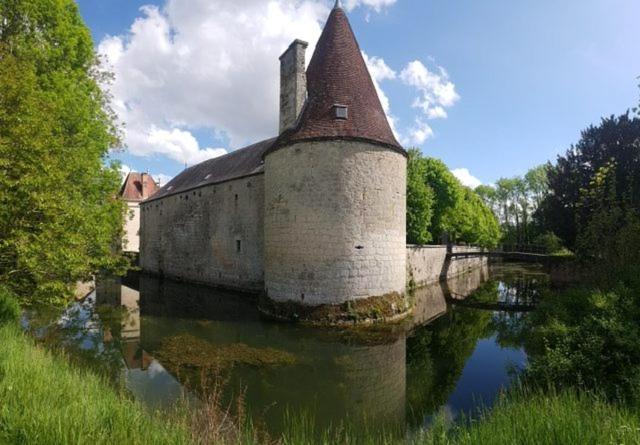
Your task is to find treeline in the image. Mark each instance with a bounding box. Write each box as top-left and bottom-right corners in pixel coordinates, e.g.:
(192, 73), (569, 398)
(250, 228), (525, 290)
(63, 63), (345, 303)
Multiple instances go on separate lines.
(472, 112), (640, 263)
(538, 112), (640, 280)
(407, 149), (501, 248)
(475, 165), (560, 251)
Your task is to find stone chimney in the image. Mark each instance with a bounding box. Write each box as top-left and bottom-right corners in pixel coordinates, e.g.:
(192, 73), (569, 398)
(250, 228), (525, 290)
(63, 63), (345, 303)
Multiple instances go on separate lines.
(279, 39), (308, 134)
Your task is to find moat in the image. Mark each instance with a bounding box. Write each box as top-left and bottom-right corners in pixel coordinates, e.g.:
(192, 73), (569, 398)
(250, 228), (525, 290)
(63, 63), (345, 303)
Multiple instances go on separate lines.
(23, 262), (550, 437)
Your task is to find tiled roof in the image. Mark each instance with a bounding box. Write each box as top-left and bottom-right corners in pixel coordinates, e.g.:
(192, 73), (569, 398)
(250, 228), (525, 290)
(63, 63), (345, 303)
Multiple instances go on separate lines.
(146, 138), (276, 202)
(120, 172), (160, 202)
(272, 5), (403, 154)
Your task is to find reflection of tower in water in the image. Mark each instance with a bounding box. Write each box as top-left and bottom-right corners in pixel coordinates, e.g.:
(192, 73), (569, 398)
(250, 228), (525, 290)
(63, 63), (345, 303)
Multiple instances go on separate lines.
(137, 274), (407, 435)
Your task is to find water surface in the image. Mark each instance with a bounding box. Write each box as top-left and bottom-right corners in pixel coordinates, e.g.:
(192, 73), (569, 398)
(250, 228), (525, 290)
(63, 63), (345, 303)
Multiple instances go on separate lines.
(24, 262), (549, 436)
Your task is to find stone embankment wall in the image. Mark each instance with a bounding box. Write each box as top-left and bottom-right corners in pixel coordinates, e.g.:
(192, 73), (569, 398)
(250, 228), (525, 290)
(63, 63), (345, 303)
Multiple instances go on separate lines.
(406, 245), (488, 290)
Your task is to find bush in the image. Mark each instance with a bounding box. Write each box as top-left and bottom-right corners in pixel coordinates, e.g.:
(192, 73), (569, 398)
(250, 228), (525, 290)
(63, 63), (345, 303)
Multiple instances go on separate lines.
(0, 285), (20, 325)
(524, 286), (640, 403)
(533, 231), (563, 254)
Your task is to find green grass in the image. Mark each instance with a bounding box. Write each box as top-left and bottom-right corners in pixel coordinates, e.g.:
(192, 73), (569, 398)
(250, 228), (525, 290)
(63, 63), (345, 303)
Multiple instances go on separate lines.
(0, 324), (192, 445)
(419, 389), (640, 445)
(1, 321), (639, 444)
(264, 389), (640, 445)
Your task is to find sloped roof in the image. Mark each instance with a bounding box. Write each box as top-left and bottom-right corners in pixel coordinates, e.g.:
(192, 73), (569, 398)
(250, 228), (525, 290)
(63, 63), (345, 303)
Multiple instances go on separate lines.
(272, 5), (403, 154)
(146, 137), (276, 202)
(120, 172), (160, 202)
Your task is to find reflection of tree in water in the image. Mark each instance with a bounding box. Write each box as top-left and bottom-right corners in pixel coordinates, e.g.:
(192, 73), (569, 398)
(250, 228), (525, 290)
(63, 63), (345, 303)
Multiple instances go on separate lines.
(491, 311), (528, 349)
(493, 267), (550, 307)
(23, 295), (130, 385)
(406, 306), (494, 427)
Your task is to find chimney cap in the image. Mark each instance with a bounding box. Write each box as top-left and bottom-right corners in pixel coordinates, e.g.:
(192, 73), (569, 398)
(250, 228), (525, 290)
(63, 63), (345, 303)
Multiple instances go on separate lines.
(279, 39), (309, 60)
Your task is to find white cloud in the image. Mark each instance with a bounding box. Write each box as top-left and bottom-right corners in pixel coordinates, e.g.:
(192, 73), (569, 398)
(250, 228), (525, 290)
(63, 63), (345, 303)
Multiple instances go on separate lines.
(154, 173), (174, 187)
(119, 164), (132, 181)
(404, 119), (434, 145)
(452, 168), (482, 189)
(343, 0), (397, 12)
(361, 51), (399, 137)
(100, 0), (398, 167)
(145, 127), (227, 166)
(400, 60), (460, 121)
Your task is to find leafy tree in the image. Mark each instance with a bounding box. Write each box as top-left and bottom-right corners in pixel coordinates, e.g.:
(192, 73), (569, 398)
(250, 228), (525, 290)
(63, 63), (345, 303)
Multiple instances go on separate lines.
(539, 113), (640, 248)
(0, 0), (126, 304)
(525, 164), (550, 209)
(482, 165), (551, 247)
(406, 150), (501, 248)
(421, 157), (464, 243)
(406, 149), (435, 244)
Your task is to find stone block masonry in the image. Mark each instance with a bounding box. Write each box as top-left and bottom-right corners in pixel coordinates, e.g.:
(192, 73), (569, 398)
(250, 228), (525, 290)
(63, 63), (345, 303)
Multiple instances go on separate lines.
(406, 245), (489, 290)
(264, 140), (407, 306)
(140, 175), (265, 292)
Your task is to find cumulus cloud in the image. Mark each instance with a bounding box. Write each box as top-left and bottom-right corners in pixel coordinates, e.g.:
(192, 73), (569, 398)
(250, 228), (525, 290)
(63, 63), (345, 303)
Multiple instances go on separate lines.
(343, 0), (397, 12)
(451, 168), (482, 189)
(100, 0), (399, 167)
(405, 119), (434, 145)
(100, 1), (329, 165)
(400, 60), (460, 121)
(154, 173), (174, 187)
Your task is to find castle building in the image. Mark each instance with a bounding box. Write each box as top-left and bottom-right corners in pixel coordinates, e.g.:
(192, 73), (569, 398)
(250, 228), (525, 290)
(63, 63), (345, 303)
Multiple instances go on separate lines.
(120, 172), (159, 253)
(140, 2), (408, 319)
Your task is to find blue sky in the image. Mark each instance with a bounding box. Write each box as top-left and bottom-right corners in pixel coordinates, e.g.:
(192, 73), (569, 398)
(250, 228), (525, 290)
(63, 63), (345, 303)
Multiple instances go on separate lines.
(77, 0), (640, 187)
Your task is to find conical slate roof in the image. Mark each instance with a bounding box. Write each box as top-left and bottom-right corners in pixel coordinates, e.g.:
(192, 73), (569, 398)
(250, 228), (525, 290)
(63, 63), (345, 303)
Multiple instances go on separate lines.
(273, 4), (403, 153)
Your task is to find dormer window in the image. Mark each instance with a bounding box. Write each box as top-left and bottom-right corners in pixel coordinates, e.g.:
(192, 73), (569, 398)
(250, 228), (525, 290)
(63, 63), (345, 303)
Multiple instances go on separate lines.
(333, 104), (348, 120)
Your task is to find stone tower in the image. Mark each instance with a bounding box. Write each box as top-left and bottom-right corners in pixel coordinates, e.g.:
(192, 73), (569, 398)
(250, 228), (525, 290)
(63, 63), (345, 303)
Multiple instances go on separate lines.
(263, 3), (407, 313)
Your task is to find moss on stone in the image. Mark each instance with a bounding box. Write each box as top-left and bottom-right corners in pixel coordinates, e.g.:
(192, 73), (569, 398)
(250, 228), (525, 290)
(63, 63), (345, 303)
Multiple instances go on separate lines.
(258, 291), (412, 326)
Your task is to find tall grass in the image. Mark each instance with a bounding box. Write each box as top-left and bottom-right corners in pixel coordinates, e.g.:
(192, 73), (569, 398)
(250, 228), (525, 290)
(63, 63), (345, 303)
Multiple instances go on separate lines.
(420, 388), (640, 445)
(0, 324), (191, 445)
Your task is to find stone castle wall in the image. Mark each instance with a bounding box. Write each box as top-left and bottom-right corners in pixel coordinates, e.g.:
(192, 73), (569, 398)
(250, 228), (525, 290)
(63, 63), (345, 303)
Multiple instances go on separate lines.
(406, 245), (488, 289)
(264, 140), (407, 305)
(139, 175), (264, 292)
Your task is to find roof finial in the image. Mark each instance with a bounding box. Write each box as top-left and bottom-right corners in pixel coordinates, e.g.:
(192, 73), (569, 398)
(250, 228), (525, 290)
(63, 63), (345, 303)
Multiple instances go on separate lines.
(334, 0), (343, 9)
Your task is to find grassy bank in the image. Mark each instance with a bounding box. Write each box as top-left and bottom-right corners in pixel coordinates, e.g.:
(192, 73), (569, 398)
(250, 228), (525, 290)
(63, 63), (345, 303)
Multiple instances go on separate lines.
(0, 323), (191, 445)
(1, 321), (639, 444)
(420, 389), (640, 445)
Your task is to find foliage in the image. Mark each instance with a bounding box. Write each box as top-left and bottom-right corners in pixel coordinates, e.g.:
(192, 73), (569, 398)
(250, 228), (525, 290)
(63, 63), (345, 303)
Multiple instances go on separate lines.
(532, 232), (563, 254)
(0, 0), (127, 304)
(449, 188), (501, 248)
(0, 286), (20, 325)
(539, 113), (640, 248)
(477, 164), (552, 247)
(407, 149), (435, 244)
(406, 149), (501, 248)
(573, 161), (640, 284)
(523, 285), (640, 404)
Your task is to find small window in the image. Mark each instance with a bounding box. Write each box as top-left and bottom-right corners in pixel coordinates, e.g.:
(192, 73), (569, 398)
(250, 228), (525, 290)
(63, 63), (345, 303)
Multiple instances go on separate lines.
(333, 104), (348, 120)
(236, 239), (242, 253)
